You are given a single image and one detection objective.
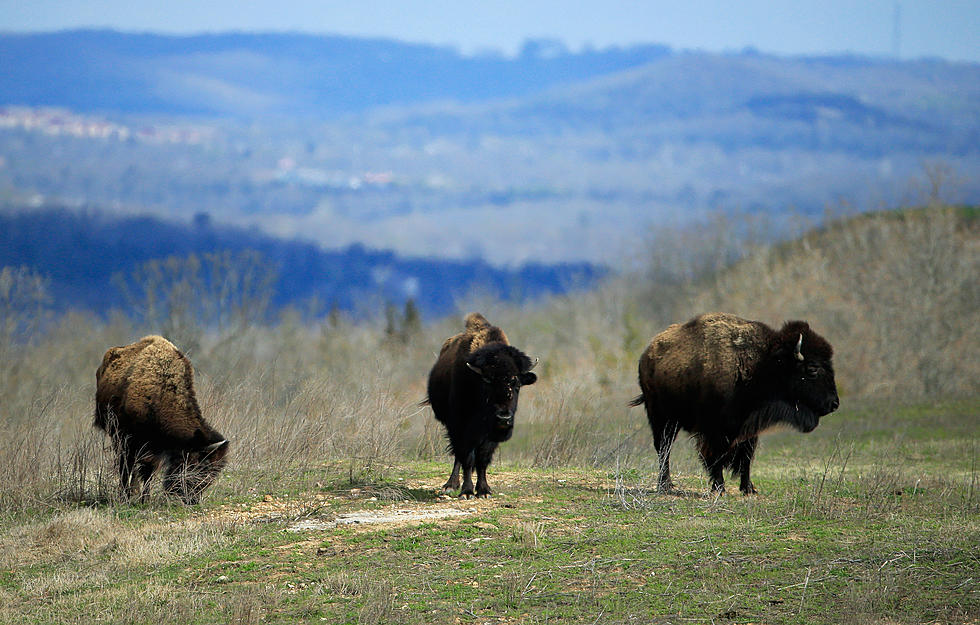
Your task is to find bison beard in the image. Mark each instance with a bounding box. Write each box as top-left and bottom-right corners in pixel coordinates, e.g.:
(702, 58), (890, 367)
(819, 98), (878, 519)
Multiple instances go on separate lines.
(425, 313), (537, 498)
(632, 313), (839, 494)
(94, 336), (229, 504)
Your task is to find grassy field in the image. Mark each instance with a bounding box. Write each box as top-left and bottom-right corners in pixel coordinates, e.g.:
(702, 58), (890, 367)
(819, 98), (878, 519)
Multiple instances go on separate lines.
(1, 399), (976, 625)
(1, 206), (977, 623)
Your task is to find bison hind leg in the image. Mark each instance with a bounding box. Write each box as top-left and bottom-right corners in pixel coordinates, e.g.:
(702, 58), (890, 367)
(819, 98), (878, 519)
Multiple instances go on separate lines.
(647, 410), (680, 492)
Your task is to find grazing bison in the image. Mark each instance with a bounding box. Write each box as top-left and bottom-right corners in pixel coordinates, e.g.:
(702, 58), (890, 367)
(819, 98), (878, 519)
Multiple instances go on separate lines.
(94, 335), (229, 503)
(630, 313), (839, 494)
(425, 313), (537, 497)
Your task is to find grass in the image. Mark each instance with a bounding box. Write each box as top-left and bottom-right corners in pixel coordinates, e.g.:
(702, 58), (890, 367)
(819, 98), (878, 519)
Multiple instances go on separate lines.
(1, 399), (977, 625)
(1, 206), (978, 622)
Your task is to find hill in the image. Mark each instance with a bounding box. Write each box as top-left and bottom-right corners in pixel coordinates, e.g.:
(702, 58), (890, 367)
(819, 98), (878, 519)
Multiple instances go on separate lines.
(1, 31), (979, 266)
(0, 30), (670, 117)
(386, 52), (980, 156)
(0, 206), (602, 320)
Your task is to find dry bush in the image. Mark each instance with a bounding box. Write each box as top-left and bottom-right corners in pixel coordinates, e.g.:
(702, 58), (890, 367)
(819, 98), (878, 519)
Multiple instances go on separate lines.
(690, 207), (980, 398)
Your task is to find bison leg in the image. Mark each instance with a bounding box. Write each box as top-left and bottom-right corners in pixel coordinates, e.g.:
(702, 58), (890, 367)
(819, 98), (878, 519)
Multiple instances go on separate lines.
(458, 450), (477, 498)
(731, 437), (758, 495)
(697, 437), (728, 494)
(134, 457), (157, 503)
(441, 460), (462, 493)
(459, 465), (476, 498)
(117, 447), (138, 500)
(474, 441), (498, 498)
(652, 420), (680, 492)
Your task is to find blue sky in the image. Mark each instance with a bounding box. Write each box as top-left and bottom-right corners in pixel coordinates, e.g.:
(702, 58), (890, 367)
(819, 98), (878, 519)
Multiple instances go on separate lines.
(2, 1), (978, 62)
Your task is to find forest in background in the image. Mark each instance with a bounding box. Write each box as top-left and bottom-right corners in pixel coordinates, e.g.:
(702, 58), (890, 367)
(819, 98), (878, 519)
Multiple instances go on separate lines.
(0, 206), (600, 320)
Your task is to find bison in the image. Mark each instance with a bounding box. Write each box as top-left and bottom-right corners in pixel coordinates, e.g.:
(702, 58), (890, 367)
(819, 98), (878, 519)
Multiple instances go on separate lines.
(94, 335), (229, 504)
(425, 313), (537, 497)
(630, 312), (839, 494)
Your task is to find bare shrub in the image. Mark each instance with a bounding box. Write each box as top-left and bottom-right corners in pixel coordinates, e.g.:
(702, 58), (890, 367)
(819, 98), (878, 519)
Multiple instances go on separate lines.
(114, 250), (276, 354)
(691, 207), (980, 398)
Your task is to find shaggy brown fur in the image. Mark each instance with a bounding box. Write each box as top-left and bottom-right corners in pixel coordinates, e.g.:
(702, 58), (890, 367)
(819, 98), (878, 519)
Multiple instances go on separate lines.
(632, 313), (838, 494)
(94, 336), (228, 503)
(437, 312), (510, 357)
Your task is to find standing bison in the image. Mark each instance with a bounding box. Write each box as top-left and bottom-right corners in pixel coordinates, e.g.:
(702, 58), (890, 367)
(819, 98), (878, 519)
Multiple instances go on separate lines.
(425, 313), (537, 497)
(94, 335), (229, 504)
(630, 313), (839, 494)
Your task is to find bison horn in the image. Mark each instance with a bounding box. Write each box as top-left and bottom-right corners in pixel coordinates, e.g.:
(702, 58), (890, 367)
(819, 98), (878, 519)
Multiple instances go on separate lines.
(203, 440), (228, 453)
(794, 334), (804, 361)
(465, 362), (483, 376)
(528, 357), (539, 371)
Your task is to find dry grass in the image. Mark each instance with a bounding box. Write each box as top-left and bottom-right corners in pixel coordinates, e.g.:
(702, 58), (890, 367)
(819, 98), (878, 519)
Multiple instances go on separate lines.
(1, 206), (977, 518)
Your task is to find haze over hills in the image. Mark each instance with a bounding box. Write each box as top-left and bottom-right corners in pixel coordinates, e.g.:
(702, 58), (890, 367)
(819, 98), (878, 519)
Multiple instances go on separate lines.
(0, 30), (671, 117)
(1, 29), (979, 271)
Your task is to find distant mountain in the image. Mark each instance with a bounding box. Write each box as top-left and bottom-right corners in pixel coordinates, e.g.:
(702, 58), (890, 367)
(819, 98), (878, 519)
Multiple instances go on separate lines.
(0, 206), (602, 319)
(383, 53), (980, 156)
(0, 30), (670, 117)
(1, 31), (979, 268)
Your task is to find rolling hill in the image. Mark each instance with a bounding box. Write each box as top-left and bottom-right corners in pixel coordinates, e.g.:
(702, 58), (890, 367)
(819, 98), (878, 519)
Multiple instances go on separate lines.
(1, 31), (979, 267)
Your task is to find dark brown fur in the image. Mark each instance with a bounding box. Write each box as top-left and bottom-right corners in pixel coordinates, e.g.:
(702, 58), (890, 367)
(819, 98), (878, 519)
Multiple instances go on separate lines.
(631, 313), (839, 494)
(94, 335), (228, 503)
(425, 313), (536, 497)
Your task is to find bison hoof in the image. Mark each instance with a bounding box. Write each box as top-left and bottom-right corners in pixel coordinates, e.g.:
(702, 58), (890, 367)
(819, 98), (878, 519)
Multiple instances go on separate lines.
(657, 480), (676, 493)
(476, 489), (492, 498)
(711, 484), (727, 495)
(741, 484), (758, 495)
(459, 489), (476, 499)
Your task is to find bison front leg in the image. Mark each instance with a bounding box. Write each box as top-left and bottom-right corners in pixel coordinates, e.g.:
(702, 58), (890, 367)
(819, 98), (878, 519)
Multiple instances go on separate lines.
(731, 437), (758, 495)
(697, 437), (728, 494)
(134, 457), (157, 503)
(442, 460), (462, 493)
(474, 441), (498, 498)
(117, 448), (137, 500)
(458, 450), (477, 498)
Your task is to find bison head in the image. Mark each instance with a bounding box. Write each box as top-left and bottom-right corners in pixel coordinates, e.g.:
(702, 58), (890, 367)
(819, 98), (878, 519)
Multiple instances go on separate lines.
(770, 322), (839, 432)
(466, 344), (537, 441)
(163, 434), (229, 504)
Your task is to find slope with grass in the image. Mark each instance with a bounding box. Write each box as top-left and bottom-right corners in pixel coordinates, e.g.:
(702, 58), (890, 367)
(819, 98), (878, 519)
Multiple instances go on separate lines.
(1, 399), (977, 624)
(0, 206), (977, 623)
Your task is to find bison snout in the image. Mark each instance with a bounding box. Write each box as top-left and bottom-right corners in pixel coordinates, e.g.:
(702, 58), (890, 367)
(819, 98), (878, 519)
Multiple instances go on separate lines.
(818, 394), (840, 416)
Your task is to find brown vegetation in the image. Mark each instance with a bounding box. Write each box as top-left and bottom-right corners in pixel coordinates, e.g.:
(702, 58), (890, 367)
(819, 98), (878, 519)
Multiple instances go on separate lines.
(0, 205), (976, 515)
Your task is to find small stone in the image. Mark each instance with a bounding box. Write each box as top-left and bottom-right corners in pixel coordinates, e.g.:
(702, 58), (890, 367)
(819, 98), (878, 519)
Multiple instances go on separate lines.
(263, 494), (274, 502)
(350, 488), (362, 496)
(216, 575), (230, 583)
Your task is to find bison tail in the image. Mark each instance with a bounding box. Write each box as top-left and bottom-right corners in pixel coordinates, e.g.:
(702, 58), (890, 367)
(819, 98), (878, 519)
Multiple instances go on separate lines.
(628, 394), (645, 408)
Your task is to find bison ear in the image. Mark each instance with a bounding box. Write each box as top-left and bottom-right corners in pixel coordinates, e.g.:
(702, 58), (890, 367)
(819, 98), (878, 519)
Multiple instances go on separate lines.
(520, 372), (537, 386)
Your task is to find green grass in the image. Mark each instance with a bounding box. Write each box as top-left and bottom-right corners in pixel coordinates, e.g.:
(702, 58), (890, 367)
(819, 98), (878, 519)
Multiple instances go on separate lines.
(1, 399), (978, 624)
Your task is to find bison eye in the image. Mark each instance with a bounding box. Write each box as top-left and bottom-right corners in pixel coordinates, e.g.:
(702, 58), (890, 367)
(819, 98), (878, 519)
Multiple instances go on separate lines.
(805, 365), (822, 379)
